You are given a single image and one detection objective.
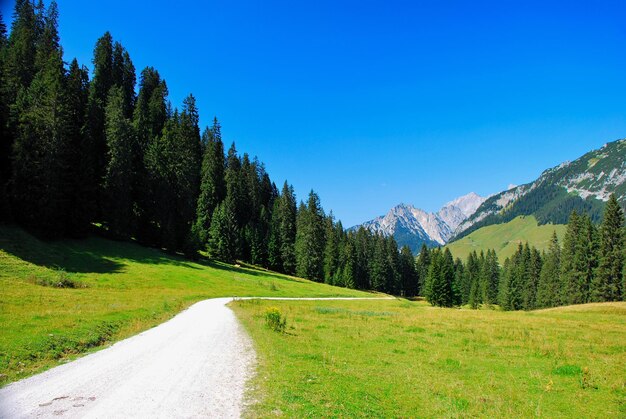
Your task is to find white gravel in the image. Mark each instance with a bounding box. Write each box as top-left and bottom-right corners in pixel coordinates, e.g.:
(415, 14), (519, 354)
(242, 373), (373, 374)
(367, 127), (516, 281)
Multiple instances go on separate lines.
(0, 296), (392, 418)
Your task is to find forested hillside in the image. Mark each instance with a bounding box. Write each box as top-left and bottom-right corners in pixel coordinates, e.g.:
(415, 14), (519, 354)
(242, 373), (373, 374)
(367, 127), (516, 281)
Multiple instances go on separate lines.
(0, 1), (422, 296)
(454, 139), (625, 239)
(425, 196), (625, 310)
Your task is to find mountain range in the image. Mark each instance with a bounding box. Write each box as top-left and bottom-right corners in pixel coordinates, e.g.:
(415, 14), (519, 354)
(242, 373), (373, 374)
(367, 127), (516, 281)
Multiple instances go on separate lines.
(354, 139), (626, 252)
(352, 192), (486, 252)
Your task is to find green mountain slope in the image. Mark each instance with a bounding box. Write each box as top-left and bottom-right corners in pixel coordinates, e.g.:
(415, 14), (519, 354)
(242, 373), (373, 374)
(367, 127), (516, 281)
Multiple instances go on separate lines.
(455, 139), (625, 239)
(446, 215), (567, 263)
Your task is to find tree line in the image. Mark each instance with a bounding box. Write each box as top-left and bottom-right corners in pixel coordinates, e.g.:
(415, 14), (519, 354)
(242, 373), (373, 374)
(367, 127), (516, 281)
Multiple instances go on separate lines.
(1, 2), (623, 310)
(423, 195), (625, 309)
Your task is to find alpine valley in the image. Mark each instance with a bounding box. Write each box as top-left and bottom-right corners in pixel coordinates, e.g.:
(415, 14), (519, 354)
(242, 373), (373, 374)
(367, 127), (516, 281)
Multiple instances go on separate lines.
(354, 139), (626, 252)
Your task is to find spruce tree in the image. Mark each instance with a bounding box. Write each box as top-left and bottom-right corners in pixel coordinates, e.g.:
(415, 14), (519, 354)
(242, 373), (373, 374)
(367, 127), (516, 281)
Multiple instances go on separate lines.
(482, 249), (500, 305)
(64, 58), (91, 236)
(295, 191), (326, 281)
(208, 199), (238, 263)
(399, 245), (417, 297)
(267, 199), (282, 271)
(194, 118), (226, 246)
(103, 86), (134, 236)
(84, 32), (114, 218)
(278, 181), (297, 274)
(11, 1), (70, 236)
(431, 248), (455, 307)
(132, 67), (168, 243)
(323, 213), (340, 284)
(592, 194), (625, 301)
(537, 232), (561, 308)
(415, 244), (431, 296)
(3, 0), (40, 220)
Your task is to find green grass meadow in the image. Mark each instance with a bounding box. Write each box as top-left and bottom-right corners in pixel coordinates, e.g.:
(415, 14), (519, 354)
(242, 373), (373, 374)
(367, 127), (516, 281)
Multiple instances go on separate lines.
(446, 215), (567, 263)
(232, 299), (626, 417)
(0, 226), (370, 385)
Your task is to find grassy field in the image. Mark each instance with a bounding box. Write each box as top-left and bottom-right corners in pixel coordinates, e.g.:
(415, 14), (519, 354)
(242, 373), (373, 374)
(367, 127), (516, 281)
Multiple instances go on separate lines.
(0, 225), (371, 385)
(232, 299), (626, 417)
(446, 215), (567, 263)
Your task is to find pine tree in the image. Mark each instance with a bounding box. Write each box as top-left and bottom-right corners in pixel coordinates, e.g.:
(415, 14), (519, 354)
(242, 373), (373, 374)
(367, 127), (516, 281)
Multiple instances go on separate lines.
(0, 10), (10, 219)
(295, 191), (326, 281)
(103, 86), (134, 237)
(3, 0), (40, 219)
(398, 245), (417, 297)
(452, 257), (464, 306)
(592, 194), (625, 301)
(64, 58), (91, 236)
(464, 251), (480, 306)
(536, 231), (561, 308)
(84, 32), (114, 218)
(340, 238), (357, 289)
(267, 199), (282, 271)
(386, 236), (401, 294)
(499, 244), (526, 310)
(428, 248), (455, 307)
(482, 249), (500, 305)
(523, 247), (542, 310)
(11, 1), (70, 236)
(278, 181), (297, 274)
(132, 67), (168, 244)
(194, 118), (226, 246)
(415, 244), (430, 296)
(208, 199), (238, 263)
(323, 213), (340, 284)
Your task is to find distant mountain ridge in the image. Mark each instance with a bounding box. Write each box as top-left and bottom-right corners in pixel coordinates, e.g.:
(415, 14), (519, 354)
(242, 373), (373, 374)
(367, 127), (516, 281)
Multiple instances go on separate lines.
(352, 193), (486, 252)
(353, 139), (625, 253)
(453, 139), (626, 240)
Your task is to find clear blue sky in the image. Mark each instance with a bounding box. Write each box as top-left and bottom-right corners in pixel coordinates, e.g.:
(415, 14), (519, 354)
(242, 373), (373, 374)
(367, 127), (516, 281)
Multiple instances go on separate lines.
(3, 0), (626, 226)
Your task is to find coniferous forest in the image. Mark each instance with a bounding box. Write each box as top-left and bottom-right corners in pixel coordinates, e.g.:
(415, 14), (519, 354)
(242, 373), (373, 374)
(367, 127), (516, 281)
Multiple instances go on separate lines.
(1, 2), (624, 309)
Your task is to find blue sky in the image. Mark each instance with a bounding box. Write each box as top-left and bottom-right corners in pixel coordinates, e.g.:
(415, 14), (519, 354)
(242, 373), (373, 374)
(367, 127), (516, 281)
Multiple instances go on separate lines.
(3, 0), (626, 226)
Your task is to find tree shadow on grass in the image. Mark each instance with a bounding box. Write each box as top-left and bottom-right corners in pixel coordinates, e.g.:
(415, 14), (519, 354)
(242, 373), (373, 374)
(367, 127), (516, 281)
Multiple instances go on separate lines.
(0, 225), (199, 274)
(200, 259), (304, 283)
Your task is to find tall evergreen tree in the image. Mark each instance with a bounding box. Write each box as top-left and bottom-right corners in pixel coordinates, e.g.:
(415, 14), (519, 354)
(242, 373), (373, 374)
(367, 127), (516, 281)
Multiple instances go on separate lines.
(323, 213), (340, 284)
(194, 117), (226, 246)
(11, 0), (70, 236)
(482, 249), (500, 305)
(427, 248), (455, 307)
(295, 191), (326, 281)
(3, 0), (40, 219)
(84, 32), (115, 218)
(399, 245), (417, 297)
(103, 86), (134, 236)
(132, 67), (168, 243)
(208, 199), (238, 263)
(536, 231), (561, 308)
(592, 194), (625, 301)
(415, 244), (431, 296)
(278, 181), (297, 274)
(64, 58), (91, 236)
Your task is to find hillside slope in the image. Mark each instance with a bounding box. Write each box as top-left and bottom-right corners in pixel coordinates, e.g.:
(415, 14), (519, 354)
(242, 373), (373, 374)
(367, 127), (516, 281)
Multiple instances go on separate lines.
(0, 226), (370, 385)
(446, 216), (567, 262)
(455, 139), (625, 239)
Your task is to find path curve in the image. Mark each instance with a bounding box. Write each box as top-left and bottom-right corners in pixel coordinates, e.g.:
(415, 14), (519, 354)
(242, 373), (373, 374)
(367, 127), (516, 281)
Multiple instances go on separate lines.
(0, 296), (391, 418)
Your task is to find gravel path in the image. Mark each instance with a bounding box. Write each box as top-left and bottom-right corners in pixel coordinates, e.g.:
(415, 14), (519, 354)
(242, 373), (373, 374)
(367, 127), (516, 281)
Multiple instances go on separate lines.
(0, 296), (391, 418)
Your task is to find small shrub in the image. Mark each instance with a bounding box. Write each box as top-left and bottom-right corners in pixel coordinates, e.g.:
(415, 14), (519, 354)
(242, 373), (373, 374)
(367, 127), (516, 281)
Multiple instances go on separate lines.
(32, 269), (86, 288)
(265, 307), (287, 333)
(553, 364), (581, 376)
